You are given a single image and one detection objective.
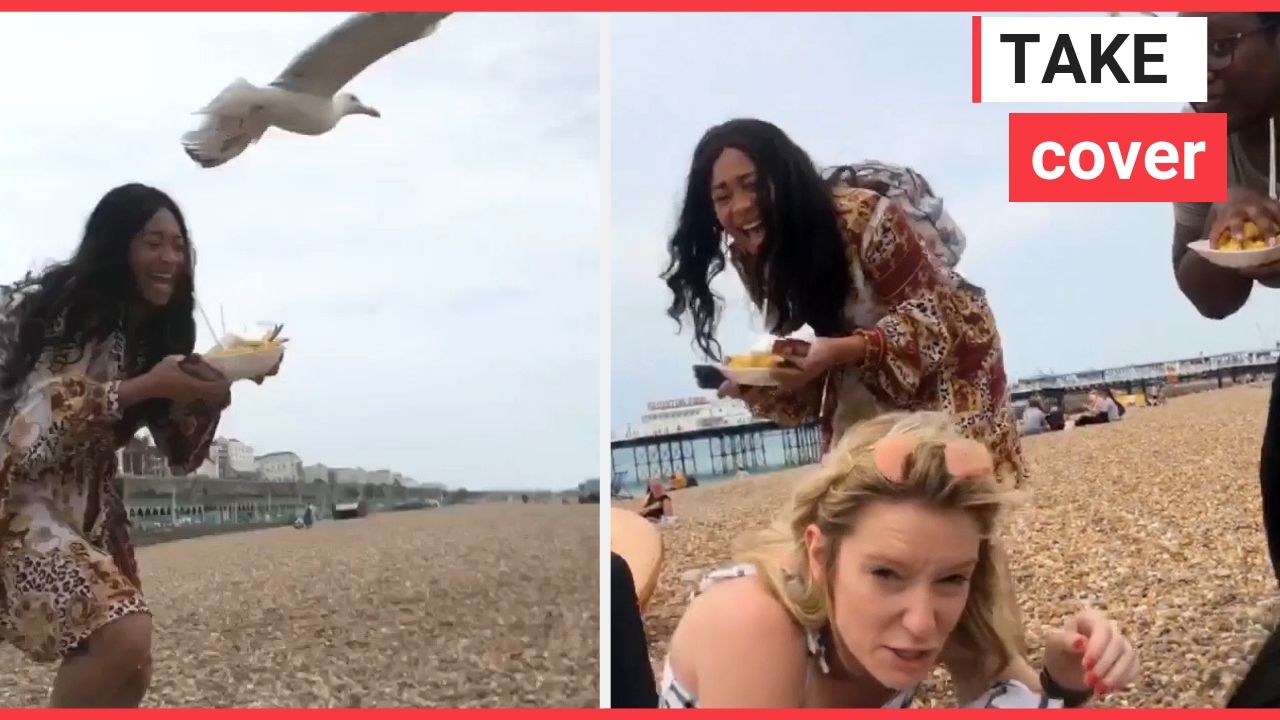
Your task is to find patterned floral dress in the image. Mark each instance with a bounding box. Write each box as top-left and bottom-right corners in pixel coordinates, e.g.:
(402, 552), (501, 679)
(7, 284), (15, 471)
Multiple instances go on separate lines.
(0, 285), (220, 662)
(824, 160), (968, 269)
(730, 186), (1026, 489)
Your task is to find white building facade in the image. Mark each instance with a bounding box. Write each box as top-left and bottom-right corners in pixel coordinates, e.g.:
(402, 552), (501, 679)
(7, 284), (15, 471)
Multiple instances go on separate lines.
(255, 452), (303, 483)
(330, 467), (367, 485)
(213, 438), (255, 476)
(632, 396), (755, 438)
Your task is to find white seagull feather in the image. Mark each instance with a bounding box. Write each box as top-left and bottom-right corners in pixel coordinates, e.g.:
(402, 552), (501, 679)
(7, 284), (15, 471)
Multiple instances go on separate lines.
(181, 12), (452, 169)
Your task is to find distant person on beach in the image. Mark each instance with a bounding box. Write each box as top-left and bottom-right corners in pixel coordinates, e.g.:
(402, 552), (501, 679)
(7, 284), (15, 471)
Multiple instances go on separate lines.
(1074, 390), (1122, 427)
(1146, 383), (1164, 407)
(1107, 389), (1126, 421)
(661, 118), (1025, 490)
(1020, 399), (1050, 436)
(0, 184), (281, 707)
(1045, 403), (1066, 432)
(657, 412), (1138, 708)
(641, 478), (674, 522)
(1171, 11), (1280, 585)
(1076, 391), (1110, 426)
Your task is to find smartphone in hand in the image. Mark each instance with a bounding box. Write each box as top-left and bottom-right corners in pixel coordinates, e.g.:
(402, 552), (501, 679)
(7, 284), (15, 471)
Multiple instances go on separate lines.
(693, 365), (727, 390)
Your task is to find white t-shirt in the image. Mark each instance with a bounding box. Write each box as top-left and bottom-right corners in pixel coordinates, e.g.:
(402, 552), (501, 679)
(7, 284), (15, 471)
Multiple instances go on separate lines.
(1104, 398), (1121, 421)
(1172, 104), (1271, 233)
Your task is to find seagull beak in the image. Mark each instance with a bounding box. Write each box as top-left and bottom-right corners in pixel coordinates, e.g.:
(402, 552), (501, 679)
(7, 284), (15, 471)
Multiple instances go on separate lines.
(361, 105), (381, 118)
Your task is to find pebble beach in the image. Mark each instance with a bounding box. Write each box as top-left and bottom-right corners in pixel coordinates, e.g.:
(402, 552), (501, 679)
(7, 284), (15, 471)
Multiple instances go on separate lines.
(0, 503), (599, 708)
(629, 385), (1279, 708)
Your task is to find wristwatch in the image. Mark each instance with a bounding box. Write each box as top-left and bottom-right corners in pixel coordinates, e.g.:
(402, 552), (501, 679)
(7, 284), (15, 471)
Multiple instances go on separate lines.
(1040, 668), (1094, 708)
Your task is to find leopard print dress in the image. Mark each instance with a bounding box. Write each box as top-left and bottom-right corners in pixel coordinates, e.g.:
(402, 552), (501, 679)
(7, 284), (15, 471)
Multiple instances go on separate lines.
(730, 187), (1026, 489)
(0, 284), (220, 662)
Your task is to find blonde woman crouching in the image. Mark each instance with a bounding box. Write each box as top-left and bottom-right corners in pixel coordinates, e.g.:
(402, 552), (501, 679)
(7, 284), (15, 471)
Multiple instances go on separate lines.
(659, 411), (1138, 708)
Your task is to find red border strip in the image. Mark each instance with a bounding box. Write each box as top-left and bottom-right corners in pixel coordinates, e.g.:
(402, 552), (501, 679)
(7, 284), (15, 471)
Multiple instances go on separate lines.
(0, 1), (1278, 9)
(971, 14), (982, 103)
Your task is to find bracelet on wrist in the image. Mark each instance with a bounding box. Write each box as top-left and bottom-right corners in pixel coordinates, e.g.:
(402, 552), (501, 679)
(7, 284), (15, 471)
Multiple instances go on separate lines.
(1039, 668), (1093, 708)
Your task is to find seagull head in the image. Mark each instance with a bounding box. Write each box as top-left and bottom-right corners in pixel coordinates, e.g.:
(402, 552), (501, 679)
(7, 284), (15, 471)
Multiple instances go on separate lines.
(336, 92), (380, 119)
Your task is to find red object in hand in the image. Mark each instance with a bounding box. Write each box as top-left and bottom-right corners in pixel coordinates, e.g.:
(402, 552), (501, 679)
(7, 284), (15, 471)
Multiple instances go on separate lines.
(772, 338), (811, 368)
(772, 338), (810, 357)
(178, 354), (225, 382)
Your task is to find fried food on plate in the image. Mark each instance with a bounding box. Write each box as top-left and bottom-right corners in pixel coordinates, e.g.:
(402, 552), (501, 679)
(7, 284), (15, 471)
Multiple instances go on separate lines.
(205, 323), (287, 358)
(1216, 221), (1277, 251)
(725, 352), (782, 370)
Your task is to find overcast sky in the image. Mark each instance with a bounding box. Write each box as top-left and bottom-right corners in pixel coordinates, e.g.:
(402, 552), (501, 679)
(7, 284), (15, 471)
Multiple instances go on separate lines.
(609, 12), (1280, 434)
(0, 13), (600, 491)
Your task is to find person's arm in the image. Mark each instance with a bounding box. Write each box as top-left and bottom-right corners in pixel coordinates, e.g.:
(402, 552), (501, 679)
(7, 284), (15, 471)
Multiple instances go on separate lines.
(3, 372), (155, 478)
(1226, 617), (1280, 707)
(118, 374), (164, 409)
(1171, 200), (1252, 319)
(997, 656), (1046, 694)
(611, 554), (660, 708)
(952, 650), (1092, 708)
(723, 252), (826, 426)
(662, 497), (674, 516)
(946, 644), (1033, 706)
(143, 357), (227, 475)
(146, 401), (222, 475)
(987, 609), (1136, 709)
(836, 192), (956, 406)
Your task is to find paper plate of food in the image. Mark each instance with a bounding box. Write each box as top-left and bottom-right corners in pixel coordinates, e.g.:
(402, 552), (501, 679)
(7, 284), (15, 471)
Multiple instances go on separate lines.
(202, 323), (287, 382)
(1190, 222), (1280, 269)
(715, 338), (810, 388)
(719, 353), (784, 387)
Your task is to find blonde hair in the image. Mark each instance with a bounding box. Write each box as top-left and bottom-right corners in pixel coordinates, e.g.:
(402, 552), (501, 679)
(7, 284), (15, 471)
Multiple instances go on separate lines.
(734, 411), (1022, 676)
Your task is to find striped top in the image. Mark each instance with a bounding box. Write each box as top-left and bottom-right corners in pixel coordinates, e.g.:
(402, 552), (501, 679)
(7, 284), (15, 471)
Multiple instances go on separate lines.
(657, 563), (1063, 710)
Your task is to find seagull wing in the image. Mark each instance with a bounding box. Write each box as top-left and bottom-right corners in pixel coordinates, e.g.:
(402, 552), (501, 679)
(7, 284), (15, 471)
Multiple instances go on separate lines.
(181, 106), (270, 169)
(269, 12), (452, 98)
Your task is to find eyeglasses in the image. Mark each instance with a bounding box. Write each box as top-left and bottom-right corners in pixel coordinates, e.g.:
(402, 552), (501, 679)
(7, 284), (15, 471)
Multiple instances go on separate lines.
(1209, 23), (1279, 71)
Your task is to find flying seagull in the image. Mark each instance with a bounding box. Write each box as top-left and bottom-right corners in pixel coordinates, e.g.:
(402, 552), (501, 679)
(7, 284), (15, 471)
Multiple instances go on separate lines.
(181, 12), (453, 168)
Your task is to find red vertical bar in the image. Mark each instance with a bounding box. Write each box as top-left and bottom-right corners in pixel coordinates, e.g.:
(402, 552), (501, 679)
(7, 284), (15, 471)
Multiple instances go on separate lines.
(971, 15), (982, 103)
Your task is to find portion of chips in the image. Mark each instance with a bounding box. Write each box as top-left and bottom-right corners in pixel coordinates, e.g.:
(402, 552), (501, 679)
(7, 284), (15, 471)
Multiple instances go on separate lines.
(1217, 221), (1277, 251)
(205, 323), (286, 358)
(725, 352), (783, 370)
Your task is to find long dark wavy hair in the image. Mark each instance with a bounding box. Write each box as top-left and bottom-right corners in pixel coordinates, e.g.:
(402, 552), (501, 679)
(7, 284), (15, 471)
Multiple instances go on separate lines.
(1, 183), (197, 403)
(661, 119), (851, 360)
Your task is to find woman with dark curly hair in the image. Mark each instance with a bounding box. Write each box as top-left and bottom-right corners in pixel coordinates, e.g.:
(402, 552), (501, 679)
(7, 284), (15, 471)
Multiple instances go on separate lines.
(0, 183), (278, 707)
(661, 118), (1024, 489)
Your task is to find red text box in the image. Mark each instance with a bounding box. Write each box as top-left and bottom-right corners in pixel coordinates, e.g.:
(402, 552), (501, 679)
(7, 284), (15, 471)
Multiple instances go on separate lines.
(1008, 112), (1227, 202)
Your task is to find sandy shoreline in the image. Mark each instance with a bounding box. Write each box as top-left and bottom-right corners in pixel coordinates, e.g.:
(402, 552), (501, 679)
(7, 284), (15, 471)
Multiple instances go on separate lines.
(622, 385), (1279, 708)
(0, 503), (599, 708)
